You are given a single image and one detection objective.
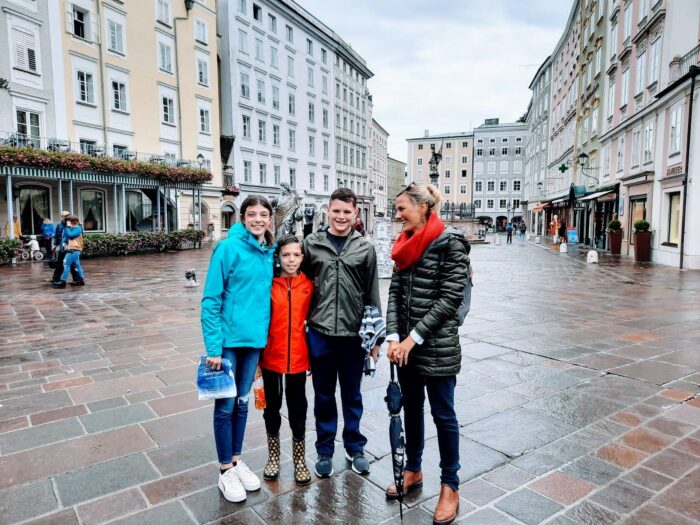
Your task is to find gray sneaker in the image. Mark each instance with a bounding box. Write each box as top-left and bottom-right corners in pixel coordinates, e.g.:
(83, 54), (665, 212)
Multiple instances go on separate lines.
(345, 451), (370, 475)
(314, 455), (334, 478)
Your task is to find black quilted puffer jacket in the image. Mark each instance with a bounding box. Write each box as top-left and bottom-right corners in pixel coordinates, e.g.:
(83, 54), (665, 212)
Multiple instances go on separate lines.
(386, 226), (470, 376)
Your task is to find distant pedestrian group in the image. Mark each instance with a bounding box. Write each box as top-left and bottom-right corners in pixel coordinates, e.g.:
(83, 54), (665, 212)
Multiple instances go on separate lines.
(200, 183), (471, 525)
(49, 211), (86, 288)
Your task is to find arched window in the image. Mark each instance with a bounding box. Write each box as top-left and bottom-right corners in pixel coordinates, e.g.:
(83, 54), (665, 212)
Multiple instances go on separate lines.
(221, 202), (236, 231)
(80, 188), (106, 232)
(18, 185), (51, 235)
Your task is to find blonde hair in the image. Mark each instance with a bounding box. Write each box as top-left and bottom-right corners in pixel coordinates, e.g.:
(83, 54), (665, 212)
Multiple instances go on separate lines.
(397, 183), (442, 217)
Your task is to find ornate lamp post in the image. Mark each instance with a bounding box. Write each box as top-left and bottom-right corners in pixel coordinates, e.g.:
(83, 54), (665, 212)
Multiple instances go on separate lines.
(428, 144), (441, 186)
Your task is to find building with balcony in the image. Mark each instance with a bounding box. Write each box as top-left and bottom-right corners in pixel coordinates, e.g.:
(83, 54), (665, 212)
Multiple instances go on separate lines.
(219, 0), (372, 237)
(598, 0), (700, 267)
(406, 130), (475, 218)
(369, 118), (388, 218)
(386, 155), (406, 216)
(1, 0), (219, 239)
(472, 120), (527, 230)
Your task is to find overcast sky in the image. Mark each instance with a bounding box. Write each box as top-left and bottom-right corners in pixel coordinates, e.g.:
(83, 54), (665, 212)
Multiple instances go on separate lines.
(300, 0), (573, 162)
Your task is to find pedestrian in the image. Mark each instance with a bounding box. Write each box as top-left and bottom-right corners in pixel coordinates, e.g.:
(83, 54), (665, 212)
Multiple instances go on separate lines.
(4, 215), (21, 239)
(518, 221), (527, 245)
(353, 215), (366, 236)
(385, 182), (469, 525)
(301, 188), (381, 478)
(505, 221), (513, 244)
(200, 195), (276, 503)
(49, 211), (80, 285)
(40, 218), (55, 253)
(260, 234), (313, 485)
(53, 215), (85, 288)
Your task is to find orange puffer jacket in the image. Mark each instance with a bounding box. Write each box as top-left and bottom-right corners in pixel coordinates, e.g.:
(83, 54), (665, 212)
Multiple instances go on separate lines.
(260, 274), (313, 374)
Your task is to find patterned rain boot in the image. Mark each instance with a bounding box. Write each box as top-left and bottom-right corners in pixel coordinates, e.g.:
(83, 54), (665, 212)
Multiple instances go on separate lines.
(293, 438), (311, 486)
(263, 434), (281, 480)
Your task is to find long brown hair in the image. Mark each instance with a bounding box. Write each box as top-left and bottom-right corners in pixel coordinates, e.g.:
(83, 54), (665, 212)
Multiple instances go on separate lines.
(240, 195), (274, 245)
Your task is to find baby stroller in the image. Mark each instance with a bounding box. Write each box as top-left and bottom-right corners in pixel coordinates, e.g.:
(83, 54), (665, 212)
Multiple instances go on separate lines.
(18, 235), (44, 261)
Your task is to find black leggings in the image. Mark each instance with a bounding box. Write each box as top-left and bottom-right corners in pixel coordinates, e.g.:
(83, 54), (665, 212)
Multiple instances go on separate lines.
(261, 368), (307, 440)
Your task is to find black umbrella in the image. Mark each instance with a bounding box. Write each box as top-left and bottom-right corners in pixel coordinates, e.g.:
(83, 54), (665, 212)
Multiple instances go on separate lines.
(385, 362), (405, 519)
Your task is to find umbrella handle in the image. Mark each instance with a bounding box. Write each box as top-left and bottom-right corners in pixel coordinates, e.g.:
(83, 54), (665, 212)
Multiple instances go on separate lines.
(390, 361), (397, 382)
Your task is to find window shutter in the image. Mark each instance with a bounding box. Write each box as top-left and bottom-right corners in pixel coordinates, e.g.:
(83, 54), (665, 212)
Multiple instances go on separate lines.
(27, 49), (37, 71)
(13, 29), (27, 69)
(91, 15), (100, 44)
(109, 21), (116, 50)
(65, 3), (74, 33)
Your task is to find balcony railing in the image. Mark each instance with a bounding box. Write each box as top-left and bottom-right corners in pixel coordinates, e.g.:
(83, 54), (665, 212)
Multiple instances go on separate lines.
(676, 44), (700, 79)
(0, 131), (210, 170)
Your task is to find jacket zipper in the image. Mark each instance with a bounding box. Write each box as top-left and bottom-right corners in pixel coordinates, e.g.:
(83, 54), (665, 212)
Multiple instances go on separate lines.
(334, 259), (340, 332)
(406, 271), (414, 336)
(287, 278), (292, 374)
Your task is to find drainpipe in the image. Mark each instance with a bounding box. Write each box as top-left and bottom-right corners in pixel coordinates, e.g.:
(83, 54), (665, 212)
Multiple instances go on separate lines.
(95, 0), (108, 147)
(173, 13), (189, 161)
(679, 65), (699, 269)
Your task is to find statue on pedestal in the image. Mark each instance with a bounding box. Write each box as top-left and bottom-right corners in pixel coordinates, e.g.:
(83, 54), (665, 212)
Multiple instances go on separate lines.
(271, 182), (304, 238)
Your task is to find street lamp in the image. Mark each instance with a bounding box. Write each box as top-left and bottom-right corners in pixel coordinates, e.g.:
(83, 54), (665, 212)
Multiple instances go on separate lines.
(576, 152), (599, 184)
(196, 153), (205, 169)
(184, 0), (195, 11)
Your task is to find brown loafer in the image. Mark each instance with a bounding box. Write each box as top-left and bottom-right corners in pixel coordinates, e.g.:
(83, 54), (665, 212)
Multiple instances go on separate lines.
(433, 484), (459, 525)
(385, 470), (423, 500)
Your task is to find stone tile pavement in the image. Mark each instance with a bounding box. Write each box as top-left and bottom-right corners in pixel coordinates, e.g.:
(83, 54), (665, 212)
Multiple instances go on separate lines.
(0, 240), (698, 524)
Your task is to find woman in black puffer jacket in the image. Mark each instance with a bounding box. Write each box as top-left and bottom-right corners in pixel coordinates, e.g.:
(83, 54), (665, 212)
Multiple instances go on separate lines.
(385, 183), (469, 525)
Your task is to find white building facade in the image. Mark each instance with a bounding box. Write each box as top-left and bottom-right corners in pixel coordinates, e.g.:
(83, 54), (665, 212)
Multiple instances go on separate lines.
(369, 118), (389, 217)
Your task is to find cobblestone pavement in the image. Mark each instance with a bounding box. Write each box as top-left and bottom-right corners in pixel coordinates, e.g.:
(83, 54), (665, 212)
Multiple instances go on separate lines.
(0, 239), (699, 525)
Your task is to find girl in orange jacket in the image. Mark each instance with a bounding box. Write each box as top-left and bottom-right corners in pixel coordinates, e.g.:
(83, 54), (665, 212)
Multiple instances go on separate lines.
(260, 235), (313, 485)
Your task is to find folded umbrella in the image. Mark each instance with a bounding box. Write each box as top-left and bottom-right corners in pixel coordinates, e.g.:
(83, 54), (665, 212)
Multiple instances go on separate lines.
(385, 362), (405, 519)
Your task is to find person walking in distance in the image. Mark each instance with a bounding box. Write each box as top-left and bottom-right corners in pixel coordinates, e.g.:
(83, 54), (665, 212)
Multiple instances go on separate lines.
(302, 188), (381, 478)
(505, 221), (513, 244)
(260, 235), (313, 485)
(518, 221), (527, 245)
(49, 211), (80, 285)
(201, 196), (276, 503)
(53, 215), (85, 288)
(385, 183), (469, 525)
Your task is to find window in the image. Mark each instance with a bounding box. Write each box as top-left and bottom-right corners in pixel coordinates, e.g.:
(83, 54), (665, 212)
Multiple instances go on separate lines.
(274, 165), (281, 185)
(487, 180), (495, 191)
(323, 140), (329, 159)
(445, 170), (451, 178)
(443, 185), (450, 194)
(621, 68), (629, 107)
(667, 192), (681, 245)
(309, 136), (315, 155)
(461, 156), (467, 164)
(417, 158), (423, 166)
(499, 180), (507, 191)
(476, 148), (483, 157)
(460, 185), (467, 194)
(112, 81), (127, 111)
(649, 39), (660, 85)
(268, 14), (277, 33)
(487, 199), (494, 209)
(461, 169), (467, 177)
(499, 199), (507, 209)
(489, 138), (495, 143)
(195, 19), (207, 44)
(306, 38), (313, 55)
(617, 136), (625, 171)
(474, 199), (482, 208)
(256, 79), (265, 103)
(608, 81), (615, 117)
(515, 147), (522, 155)
(446, 142), (452, 148)
(255, 38), (264, 61)
(259, 163), (266, 185)
(487, 162), (496, 174)
(488, 148), (495, 157)
(343, 88), (347, 102)
(197, 58), (209, 86)
(12, 28), (38, 73)
(238, 30), (248, 54)
(309, 171), (315, 190)
(272, 124), (280, 146)
(77, 71), (95, 104)
(242, 115), (251, 138)
(643, 122), (654, 163)
(285, 25), (293, 43)
(79, 139), (96, 154)
(610, 23), (618, 59)
(258, 120), (266, 142)
(502, 147), (508, 155)
(322, 48), (327, 64)
(159, 42), (172, 72)
(624, 4), (632, 41)
(244, 160), (251, 182)
(253, 3), (262, 22)
(603, 144), (611, 175)
(322, 76), (328, 94)
(636, 52), (646, 95)
(324, 173), (329, 191)
(307, 67), (314, 87)
(108, 20), (124, 54)
(288, 128), (296, 150)
(288, 93), (295, 114)
(513, 180), (521, 191)
(631, 129), (641, 166)
(271, 85), (279, 110)
(72, 6), (88, 39)
(15, 109), (40, 147)
(595, 47), (602, 75)
(418, 144), (424, 150)
(161, 96), (175, 124)
(669, 105), (682, 155)
(240, 72), (250, 97)
(591, 107), (599, 136)
(308, 102), (314, 122)
(287, 56), (294, 77)
(513, 199), (520, 209)
(322, 108), (328, 128)
(502, 138), (508, 143)
(80, 189), (104, 231)
(157, 0), (170, 24)
(199, 108), (210, 133)
(289, 167), (296, 187)
(462, 141), (468, 147)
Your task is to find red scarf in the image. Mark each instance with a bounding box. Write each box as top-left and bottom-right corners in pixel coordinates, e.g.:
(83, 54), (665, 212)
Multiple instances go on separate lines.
(391, 212), (445, 271)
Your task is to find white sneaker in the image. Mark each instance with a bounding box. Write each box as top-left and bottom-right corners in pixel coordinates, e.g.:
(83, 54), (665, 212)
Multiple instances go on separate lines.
(218, 468), (246, 503)
(234, 460), (261, 492)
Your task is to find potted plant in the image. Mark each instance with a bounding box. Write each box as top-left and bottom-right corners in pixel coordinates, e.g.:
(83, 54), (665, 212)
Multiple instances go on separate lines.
(606, 218), (623, 255)
(633, 219), (652, 262)
(222, 185), (240, 197)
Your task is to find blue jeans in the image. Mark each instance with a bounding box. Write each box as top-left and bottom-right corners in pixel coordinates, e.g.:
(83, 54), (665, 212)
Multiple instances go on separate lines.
(61, 251), (84, 282)
(213, 347), (261, 464)
(519, 232), (526, 243)
(398, 366), (460, 490)
(307, 328), (366, 456)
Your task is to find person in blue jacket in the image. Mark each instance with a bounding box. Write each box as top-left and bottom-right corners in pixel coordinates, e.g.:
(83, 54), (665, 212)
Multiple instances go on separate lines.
(40, 218), (55, 252)
(53, 215), (85, 288)
(201, 195), (276, 504)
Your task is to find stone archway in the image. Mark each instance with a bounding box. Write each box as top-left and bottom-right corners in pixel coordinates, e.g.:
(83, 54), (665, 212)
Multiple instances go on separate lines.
(220, 201), (237, 237)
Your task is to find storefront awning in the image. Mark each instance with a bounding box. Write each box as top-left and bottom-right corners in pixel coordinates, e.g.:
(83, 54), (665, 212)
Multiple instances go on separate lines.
(580, 189), (615, 201)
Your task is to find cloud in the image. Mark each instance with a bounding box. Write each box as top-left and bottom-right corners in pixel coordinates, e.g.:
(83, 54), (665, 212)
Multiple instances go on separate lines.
(299, 0), (572, 161)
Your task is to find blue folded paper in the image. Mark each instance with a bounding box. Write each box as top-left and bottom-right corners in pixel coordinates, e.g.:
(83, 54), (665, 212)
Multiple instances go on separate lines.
(197, 356), (237, 400)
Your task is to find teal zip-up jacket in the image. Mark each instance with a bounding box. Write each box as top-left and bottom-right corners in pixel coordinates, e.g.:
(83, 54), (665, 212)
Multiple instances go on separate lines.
(201, 223), (275, 357)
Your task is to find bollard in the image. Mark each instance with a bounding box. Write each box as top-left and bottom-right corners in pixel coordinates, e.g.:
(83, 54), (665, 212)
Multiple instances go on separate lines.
(559, 242), (568, 253)
(184, 268), (199, 287)
(535, 236), (541, 244)
(587, 250), (599, 263)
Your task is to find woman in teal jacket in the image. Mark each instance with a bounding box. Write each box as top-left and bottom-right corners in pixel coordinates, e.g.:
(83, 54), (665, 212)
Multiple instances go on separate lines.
(201, 195), (275, 504)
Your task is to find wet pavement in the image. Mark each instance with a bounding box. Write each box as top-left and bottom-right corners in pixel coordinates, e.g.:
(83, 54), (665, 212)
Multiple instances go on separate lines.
(0, 238), (699, 525)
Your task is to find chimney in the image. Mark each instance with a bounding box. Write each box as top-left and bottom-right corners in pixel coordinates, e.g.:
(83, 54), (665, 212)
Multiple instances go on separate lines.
(424, 129), (429, 137)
